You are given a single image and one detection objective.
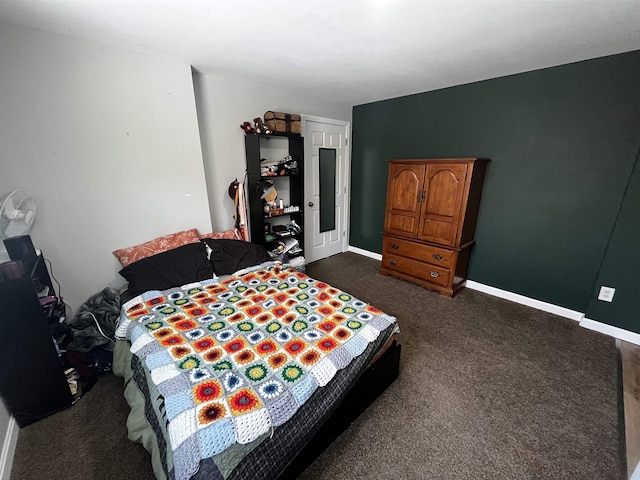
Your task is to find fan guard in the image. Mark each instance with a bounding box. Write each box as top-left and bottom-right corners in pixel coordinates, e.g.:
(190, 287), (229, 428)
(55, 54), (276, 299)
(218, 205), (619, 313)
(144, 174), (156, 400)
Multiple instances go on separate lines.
(0, 189), (38, 239)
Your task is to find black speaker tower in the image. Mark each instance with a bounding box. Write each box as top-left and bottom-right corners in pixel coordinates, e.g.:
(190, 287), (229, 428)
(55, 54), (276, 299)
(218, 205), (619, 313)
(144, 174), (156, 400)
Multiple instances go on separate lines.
(4, 234), (38, 269)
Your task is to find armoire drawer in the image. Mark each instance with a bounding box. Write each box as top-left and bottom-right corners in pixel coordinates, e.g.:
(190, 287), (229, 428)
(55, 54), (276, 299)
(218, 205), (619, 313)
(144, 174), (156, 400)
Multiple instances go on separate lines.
(382, 253), (451, 287)
(383, 236), (454, 269)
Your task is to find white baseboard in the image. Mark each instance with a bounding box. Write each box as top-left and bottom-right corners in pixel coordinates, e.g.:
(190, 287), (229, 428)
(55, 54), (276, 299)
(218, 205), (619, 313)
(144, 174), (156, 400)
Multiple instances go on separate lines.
(348, 245), (382, 261)
(580, 318), (640, 346)
(464, 280), (585, 322)
(0, 417), (18, 480)
(346, 246), (640, 345)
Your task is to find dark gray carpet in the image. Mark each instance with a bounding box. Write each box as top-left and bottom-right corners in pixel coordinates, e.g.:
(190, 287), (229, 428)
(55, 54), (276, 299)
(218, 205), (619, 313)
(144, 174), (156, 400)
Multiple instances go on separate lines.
(11, 253), (622, 480)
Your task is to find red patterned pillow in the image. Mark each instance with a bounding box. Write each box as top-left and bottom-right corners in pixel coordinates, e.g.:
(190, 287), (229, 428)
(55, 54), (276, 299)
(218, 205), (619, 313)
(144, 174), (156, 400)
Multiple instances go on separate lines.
(113, 229), (200, 267)
(198, 228), (242, 241)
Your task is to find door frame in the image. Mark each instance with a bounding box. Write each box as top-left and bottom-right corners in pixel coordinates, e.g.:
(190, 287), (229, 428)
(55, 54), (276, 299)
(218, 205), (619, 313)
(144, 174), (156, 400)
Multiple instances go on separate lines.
(301, 115), (351, 261)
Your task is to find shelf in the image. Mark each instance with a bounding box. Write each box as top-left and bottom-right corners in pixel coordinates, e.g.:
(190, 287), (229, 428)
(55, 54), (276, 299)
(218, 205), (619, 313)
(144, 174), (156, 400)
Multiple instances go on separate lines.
(253, 132), (301, 139)
(268, 246), (304, 255)
(274, 231), (300, 237)
(261, 174), (300, 178)
(266, 230), (301, 241)
(264, 212), (303, 219)
(245, 134), (304, 252)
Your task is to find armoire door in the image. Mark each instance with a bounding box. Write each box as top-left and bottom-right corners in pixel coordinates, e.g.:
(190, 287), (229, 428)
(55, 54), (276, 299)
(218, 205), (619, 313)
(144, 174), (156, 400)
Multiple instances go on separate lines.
(417, 163), (468, 246)
(384, 163), (426, 238)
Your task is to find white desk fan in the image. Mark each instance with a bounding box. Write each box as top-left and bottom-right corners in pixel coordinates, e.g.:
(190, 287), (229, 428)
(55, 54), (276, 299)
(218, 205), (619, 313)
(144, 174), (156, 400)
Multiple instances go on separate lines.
(0, 190), (38, 262)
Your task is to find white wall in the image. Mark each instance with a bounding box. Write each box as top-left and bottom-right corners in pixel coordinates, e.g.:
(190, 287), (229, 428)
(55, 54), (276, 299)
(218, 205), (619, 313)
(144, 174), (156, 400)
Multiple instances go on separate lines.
(0, 399), (16, 480)
(0, 23), (212, 311)
(193, 72), (352, 232)
(0, 21), (350, 473)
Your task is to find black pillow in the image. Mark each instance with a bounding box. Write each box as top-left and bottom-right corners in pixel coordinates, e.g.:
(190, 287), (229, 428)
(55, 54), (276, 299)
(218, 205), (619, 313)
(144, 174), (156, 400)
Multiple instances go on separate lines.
(119, 242), (214, 295)
(201, 239), (270, 275)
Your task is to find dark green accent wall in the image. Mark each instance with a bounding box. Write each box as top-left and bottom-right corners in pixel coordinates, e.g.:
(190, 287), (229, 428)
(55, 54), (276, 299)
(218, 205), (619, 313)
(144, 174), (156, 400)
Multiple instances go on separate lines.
(351, 50), (640, 313)
(585, 157), (640, 332)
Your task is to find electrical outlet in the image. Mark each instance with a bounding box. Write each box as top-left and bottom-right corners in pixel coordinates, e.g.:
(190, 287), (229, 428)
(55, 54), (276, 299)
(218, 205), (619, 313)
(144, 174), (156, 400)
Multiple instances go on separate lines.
(598, 286), (616, 302)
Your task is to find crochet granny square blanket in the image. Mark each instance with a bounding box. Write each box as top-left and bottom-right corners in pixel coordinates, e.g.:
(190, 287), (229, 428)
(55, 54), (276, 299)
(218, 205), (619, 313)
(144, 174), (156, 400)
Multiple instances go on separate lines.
(116, 263), (396, 480)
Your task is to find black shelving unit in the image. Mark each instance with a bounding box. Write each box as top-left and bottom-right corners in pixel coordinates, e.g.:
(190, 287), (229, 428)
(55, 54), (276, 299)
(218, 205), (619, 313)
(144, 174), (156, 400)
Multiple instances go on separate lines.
(245, 134), (305, 257)
(0, 255), (73, 427)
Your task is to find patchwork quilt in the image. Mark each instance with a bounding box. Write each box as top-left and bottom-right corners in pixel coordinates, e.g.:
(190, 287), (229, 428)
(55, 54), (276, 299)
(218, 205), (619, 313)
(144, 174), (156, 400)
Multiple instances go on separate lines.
(116, 262), (396, 480)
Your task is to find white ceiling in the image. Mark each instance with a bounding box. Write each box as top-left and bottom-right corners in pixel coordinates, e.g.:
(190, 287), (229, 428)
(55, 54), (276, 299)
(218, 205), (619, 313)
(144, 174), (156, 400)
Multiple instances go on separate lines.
(2, 1), (640, 106)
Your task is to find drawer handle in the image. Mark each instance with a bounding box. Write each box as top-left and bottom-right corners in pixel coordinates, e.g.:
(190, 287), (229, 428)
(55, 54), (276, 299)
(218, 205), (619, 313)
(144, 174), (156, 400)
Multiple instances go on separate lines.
(430, 271), (440, 278)
(391, 243), (399, 249)
(432, 254), (443, 260)
(390, 260), (398, 266)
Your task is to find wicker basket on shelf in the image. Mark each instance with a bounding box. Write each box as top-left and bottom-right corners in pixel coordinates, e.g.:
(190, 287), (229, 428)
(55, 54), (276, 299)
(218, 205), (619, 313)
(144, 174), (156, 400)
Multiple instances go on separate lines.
(264, 111), (301, 135)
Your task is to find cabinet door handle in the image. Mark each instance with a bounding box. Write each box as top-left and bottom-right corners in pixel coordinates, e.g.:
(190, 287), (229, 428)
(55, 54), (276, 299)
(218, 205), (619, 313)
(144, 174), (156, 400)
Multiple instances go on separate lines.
(391, 243), (399, 249)
(390, 260), (398, 266)
(432, 254), (443, 260)
(430, 271), (440, 278)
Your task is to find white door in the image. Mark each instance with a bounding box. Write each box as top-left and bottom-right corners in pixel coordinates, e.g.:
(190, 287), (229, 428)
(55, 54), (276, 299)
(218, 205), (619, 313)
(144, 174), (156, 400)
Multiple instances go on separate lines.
(302, 116), (350, 263)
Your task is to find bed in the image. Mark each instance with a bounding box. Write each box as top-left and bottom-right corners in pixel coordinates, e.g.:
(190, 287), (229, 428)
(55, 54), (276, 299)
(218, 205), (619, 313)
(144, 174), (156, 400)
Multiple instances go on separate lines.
(111, 229), (401, 480)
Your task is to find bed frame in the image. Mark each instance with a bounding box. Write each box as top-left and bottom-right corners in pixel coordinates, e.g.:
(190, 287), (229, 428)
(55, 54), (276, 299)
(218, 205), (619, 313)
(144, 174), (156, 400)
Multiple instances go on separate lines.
(279, 340), (401, 479)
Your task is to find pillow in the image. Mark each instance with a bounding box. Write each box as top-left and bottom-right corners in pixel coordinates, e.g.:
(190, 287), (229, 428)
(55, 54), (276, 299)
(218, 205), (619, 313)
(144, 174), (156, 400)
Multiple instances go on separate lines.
(198, 228), (242, 241)
(113, 228), (200, 267)
(200, 239), (270, 275)
(118, 242), (214, 295)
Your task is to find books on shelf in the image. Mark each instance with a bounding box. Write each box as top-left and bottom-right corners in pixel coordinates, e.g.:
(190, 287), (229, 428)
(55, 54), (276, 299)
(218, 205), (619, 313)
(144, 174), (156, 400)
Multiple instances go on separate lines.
(269, 236), (302, 258)
(279, 237), (299, 253)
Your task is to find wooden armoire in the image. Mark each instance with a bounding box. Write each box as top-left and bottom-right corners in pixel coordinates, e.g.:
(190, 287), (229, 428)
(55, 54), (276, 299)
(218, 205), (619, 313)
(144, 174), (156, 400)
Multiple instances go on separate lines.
(379, 158), (489, 297)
